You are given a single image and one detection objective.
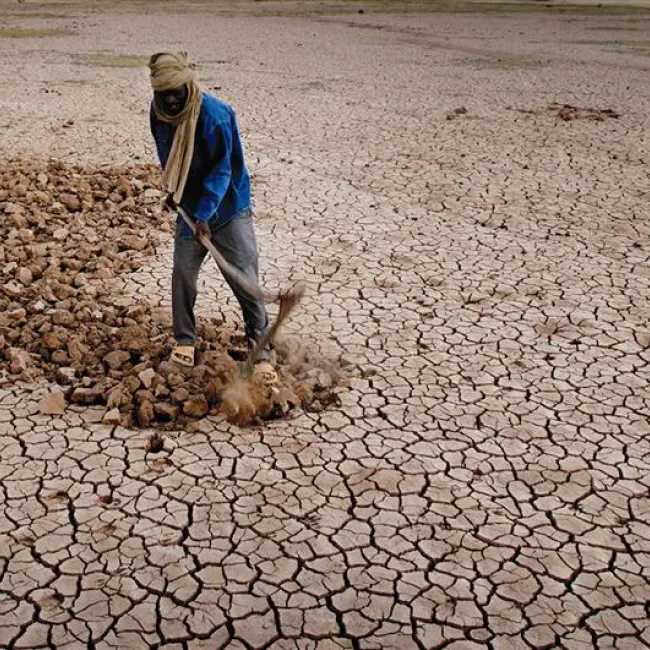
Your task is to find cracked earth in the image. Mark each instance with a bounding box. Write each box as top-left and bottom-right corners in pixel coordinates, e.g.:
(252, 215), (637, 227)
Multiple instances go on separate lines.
(1, 1), (649, 648)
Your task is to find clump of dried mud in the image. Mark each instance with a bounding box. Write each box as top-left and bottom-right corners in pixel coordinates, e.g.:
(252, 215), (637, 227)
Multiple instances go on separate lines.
(0, 159), (343, 428)
(446, 106), (468, 121)
(510, 104), (621, 122)
(549, 103), (620, 122)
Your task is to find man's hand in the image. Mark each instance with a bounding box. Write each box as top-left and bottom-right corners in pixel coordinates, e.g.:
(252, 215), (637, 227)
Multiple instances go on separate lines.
(166, 196), (210, 247)
(194, 220), (211, 246)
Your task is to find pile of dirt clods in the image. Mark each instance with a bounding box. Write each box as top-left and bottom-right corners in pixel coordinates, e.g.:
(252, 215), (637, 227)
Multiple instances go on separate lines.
(0, 159), (342, 427)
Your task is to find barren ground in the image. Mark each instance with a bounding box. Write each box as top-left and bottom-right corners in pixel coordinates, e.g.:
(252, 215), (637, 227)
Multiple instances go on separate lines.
(1, 1), (649, 648)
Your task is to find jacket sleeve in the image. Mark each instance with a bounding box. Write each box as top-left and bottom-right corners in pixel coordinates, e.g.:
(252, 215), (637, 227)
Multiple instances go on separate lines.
(194, 112), (234, 222)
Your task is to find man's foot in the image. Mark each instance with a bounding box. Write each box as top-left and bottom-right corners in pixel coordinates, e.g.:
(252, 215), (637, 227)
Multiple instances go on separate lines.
(170, 344), (195, 368)
(253, 361), (278, 386)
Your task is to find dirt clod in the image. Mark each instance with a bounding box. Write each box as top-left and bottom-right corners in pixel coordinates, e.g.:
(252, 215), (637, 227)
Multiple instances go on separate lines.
(104, 350), (130, 370)
(446, 106), (468, 121)
(145, 432), (165, 454)
(183, 394), (209, 418)
(102, 408), (122, 425)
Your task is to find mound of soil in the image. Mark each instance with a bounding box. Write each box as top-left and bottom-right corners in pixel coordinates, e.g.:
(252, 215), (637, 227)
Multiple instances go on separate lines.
(0, 159), (342, 428)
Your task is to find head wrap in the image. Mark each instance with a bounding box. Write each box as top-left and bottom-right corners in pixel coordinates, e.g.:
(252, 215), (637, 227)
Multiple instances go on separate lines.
(149, 52), (202, 204)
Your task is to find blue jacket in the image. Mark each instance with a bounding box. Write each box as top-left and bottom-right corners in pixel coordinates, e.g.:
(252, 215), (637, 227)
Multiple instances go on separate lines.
(150, 93), (252, 233)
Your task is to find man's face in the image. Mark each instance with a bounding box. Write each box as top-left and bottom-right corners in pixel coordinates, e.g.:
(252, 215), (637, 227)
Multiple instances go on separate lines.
(154, 86), (188, 116)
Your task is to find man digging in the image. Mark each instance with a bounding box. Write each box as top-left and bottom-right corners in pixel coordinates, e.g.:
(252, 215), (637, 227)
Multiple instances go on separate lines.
(148, 51), (277, 384)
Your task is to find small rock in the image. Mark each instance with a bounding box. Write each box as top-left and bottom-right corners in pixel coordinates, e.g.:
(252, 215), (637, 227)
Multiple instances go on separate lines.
(183, 394), (209, 418)
(104, 350), (131, 370)
(167, 373), (184, 388)
(42, 332), (62, 350)
(145, 432), (164, 453)
(52, 228), (69, 240)
(155, 361), (175, 377)
(72, 273), (87, 288)
(17, 268), (32, 286)
(56, 367), (76, 384)
(122, 375), (141, 395)
(59, 193), (81, 212)
(126, 304), (146, 318)
(70, 385), (103, 405)
(138, 367), (157, 389)
(52, 310), (75, 326)
(5, 308), (27, 325)
(121, 328), (149, 352)
(51, 350), (69, 364)
(137, 399), (155, 426)
(28, 243), (48, 257)
(154, 383), (170, 398)
(39, 390), (66, 415)
(67, 338), (88, 364)
(154, 402), (179, 421)
(83, 408), (105, 424)
(121, 235), (147, 251)
(3, 201), (21, 215)
(3, 281), (22, 298)
(8, 348), (31, 374)
(10, 215), (28, 230)
(171, 387), (190, 404)
(102, 408), (122, 425)
(184, 421), (202, 433)
(106, 385), (128, 409)
(135, 389), (155, 404)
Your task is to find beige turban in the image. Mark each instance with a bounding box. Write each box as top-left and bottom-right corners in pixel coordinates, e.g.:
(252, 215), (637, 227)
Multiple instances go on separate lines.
(149, 52), (202, 204)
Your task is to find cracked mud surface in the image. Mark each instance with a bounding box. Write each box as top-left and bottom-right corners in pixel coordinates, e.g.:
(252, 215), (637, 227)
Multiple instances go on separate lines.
(1, 2), (649, 648)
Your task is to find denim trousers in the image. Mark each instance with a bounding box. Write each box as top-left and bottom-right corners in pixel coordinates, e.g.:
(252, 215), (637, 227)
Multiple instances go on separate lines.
(172, 209), (269, 352)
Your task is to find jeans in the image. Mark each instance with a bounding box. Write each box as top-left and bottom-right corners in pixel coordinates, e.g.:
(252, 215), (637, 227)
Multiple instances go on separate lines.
(171, 209), (270, 358)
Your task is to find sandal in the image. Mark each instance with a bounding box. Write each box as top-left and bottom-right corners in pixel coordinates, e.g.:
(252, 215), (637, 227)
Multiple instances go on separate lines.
(170, 344), (195, 368)
(253, 361), (278, 386)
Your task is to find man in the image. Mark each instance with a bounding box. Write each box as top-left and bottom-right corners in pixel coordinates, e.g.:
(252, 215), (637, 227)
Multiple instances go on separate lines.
(148, 51), (275, 382)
